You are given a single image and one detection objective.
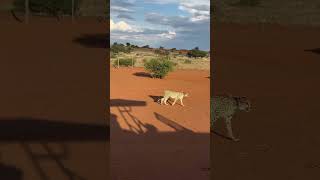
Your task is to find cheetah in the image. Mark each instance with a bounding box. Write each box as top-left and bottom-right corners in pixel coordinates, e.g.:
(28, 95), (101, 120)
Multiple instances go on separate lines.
(211, 94), (251, 141)
(157, 90), (189, 106)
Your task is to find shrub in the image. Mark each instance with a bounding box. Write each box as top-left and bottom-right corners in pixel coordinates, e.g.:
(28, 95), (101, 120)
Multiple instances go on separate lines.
(142, 59), (147, 63)
(113, 58), (136, 67)
(155, 49), (170, 56)
(184, 59), (192, 64)
(144, 58), (175, 79)
(111, 42), (133, 54)
(171, 48), (177, 52)
(187, 48), (208, 58)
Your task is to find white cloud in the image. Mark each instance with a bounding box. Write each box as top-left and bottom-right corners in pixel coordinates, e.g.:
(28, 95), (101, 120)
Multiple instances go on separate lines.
(111, 0), (209, 49)
(111, 6), (135, 13)
(144, 0), (210, 22)
(111, 26), (177, 47)
(179, 0), (210, 22)
(143, 0), (179, 4)
(110, 19), (141, 32)
(158, 31), (176, 39)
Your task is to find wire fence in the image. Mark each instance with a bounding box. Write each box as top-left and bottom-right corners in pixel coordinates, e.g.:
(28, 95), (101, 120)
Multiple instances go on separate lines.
(0, 0), (108, 23)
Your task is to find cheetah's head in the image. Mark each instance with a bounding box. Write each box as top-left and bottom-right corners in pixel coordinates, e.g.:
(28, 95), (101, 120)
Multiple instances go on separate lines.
(235, 96), (251, 112)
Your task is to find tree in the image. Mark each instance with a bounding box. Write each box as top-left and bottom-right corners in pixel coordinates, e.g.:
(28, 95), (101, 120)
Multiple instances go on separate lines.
(111, 42), (133, 54)
(187, 48), (208, 58)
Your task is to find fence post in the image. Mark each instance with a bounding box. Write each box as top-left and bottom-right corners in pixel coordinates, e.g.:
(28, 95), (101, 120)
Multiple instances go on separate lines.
(72, 0), (74, 23)
(117, 57), (119, 68)
(131, 56), (133, 68)
(25, 0), (29, 24)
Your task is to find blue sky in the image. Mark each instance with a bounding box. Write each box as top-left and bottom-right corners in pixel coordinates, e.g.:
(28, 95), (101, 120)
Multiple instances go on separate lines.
(110, 0), (210, 51)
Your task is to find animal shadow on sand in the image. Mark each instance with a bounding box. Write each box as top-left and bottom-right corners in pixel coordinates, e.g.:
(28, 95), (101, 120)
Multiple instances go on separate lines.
(133, 72), (152, 78)
(212, 130), (235, 141)
(149, 95), (175, 105)
(0, 163), (23, 180)
(304, 48), (320, 55)
(149, 95), (162, 103)
(0, 117), (109, 180)
(110, 98), (211, 176)
(73, 34), (109, 49)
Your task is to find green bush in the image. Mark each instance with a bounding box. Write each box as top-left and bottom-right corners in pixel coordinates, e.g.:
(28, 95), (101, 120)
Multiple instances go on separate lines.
(155, 49), (170, 56)
(187, 48), (208, 58)
(113, 58), (136, 67)
(111, 42), (133, 54)
(12, 0), (82, 15)
(142, 59), (147, 63)
(144, 58), (175, 79)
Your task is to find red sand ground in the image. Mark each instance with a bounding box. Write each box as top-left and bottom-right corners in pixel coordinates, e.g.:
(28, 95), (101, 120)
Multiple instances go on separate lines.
(212, 23), (320, 179)
(0, 15), (108, 180)
(110, 67), (210, 179)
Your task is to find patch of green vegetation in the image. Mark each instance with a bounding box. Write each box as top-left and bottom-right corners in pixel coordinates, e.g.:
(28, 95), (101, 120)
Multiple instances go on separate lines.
(187, 47), (208, 58)
(113, 58), (136, 67)
(144, 58), (175, 79)
(111, 42), (134, 55)
(155, 49), (170, 58)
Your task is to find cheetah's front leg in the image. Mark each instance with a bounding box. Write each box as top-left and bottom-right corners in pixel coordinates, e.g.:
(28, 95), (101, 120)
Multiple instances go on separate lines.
(225, 117), (240, 142)
(171, 98), (177, 106)
(164, 97), (169, 105)
(180, 99), (184, 106)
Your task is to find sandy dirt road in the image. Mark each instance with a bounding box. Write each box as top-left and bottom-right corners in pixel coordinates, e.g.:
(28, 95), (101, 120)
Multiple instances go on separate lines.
(110, 67), (210, 180)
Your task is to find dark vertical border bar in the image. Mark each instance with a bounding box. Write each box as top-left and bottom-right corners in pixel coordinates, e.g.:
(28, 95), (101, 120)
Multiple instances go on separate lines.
(210, 0), (214, 179)
(106, 0), (110, 178)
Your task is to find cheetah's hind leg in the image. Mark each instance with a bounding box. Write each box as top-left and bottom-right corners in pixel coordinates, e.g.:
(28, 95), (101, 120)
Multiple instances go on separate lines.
(225, 117), (240, 142)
